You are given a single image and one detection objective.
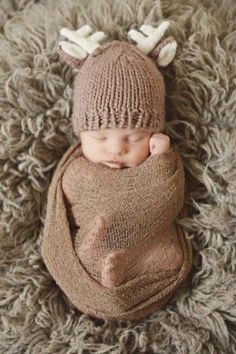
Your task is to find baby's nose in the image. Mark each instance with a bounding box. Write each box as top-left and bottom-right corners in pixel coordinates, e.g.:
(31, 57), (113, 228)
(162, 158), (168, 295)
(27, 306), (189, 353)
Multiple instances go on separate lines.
(107, 142), (126, 155)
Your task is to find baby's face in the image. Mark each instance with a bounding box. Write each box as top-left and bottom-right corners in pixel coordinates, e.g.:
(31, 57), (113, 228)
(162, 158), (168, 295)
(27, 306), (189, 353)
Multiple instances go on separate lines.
(80, 128), (153, 168)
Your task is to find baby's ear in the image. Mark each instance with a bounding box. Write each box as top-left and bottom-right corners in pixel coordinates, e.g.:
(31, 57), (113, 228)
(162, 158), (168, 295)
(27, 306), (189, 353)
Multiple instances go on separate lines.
(128, 21), (177, 67)
(57, 24), (107, 69)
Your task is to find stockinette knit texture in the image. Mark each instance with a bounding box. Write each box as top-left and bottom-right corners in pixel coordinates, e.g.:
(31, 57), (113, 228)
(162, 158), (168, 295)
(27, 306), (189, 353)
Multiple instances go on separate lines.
(41, 142), (193, 321)
(71, 41), (166, 135)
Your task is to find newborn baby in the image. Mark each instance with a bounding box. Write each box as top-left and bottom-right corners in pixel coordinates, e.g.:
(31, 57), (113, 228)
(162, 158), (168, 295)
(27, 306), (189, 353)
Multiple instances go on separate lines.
(41, 23), (192, 321)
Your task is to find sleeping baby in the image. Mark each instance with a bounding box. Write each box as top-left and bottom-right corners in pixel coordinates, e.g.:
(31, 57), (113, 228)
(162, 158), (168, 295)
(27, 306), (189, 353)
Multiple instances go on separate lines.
(41, 23), (193, 321)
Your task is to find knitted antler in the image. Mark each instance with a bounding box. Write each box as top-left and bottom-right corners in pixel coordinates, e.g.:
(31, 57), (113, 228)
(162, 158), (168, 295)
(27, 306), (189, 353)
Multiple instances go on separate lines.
(57, 22), (176, 69)
(57, 24), (107, 69)
(128, 21), (177, 67)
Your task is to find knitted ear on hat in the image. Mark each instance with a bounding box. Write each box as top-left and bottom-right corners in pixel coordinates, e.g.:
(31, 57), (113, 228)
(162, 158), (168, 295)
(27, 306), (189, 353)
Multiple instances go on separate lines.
(128, 21), (177, 67)
(57, 24), (107, 69)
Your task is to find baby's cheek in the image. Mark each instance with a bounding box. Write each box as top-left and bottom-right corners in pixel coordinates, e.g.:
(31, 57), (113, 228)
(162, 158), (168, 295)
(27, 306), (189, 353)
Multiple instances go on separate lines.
(82, 142), (103, 163)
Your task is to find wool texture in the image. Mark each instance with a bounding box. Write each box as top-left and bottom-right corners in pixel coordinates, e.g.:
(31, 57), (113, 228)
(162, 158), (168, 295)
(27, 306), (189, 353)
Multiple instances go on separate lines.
(1, 0), (236, 352)
(41, 142), (193, 321)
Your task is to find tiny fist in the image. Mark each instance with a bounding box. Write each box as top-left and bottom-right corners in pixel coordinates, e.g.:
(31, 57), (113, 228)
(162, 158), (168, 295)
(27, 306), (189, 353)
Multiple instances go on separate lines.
(149, 133), (170, 156)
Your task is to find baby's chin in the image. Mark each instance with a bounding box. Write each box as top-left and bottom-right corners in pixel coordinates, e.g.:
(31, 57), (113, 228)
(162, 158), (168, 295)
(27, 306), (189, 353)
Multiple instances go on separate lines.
(102, 161), (128, 169)
(101, 159), (149, 169)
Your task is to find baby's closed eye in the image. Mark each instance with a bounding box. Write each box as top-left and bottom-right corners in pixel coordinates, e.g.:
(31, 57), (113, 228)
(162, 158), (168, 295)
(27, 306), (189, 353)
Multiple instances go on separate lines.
(88, 132), (147, 143)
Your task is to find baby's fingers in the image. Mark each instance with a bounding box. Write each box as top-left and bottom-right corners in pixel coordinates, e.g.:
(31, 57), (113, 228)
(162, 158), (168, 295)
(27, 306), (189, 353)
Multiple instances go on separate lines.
(149, 133), (170, 155)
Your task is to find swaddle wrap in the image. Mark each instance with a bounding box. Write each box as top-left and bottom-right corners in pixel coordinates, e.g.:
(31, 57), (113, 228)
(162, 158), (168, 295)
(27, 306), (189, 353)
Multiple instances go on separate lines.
(41, 142), (192, 321)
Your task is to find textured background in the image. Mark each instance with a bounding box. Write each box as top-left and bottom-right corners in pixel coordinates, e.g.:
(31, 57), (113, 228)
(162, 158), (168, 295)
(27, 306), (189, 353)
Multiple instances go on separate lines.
(0, 0), (236, 353)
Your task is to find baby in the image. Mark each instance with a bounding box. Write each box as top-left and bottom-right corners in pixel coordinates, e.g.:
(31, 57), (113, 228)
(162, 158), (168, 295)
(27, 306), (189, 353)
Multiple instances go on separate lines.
(41, 23), (192, 320)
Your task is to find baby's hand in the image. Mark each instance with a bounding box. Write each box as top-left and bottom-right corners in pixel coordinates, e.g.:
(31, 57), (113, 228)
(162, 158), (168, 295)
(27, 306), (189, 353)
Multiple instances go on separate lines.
(149, 133), (170, 156)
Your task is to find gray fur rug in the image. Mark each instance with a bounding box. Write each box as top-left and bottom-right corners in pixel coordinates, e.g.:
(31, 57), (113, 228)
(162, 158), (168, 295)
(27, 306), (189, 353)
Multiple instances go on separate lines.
(0, 0), (236, 353)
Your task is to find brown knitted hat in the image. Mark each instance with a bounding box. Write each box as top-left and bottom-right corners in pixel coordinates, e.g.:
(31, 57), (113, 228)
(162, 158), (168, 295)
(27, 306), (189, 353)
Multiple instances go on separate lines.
(58, 23), (178, 136)
(71, 41), (165, 135)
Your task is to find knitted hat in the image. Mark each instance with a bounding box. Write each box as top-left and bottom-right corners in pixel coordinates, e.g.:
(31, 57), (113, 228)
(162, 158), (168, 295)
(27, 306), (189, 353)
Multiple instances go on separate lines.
(72, 41), (165, 135)
(57, 23), (177, 136)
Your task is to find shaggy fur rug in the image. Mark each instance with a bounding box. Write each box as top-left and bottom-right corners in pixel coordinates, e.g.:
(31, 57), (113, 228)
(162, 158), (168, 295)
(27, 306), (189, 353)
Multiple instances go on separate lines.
(0, 0), (236, 353)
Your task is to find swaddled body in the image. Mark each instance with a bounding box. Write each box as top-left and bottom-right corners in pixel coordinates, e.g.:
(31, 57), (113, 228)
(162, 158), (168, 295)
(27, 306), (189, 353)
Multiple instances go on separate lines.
(42, 142), (192, 320)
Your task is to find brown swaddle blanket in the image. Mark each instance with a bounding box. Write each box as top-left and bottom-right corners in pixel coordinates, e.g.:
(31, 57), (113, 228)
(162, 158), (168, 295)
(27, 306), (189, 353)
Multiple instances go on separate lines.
(41, 142), (192, 321)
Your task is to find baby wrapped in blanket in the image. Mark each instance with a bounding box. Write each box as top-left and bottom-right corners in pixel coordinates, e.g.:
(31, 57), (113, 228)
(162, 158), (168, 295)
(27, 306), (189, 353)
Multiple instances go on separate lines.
(41, 23), (193, 321)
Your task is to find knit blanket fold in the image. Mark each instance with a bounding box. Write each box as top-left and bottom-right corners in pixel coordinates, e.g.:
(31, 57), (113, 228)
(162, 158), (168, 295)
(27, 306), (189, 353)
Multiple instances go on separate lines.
(41, 142), (192, 321)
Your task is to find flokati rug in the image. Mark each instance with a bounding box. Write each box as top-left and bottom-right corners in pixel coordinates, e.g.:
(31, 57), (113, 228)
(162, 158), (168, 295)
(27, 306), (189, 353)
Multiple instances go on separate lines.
(0, 0), (236, 353)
